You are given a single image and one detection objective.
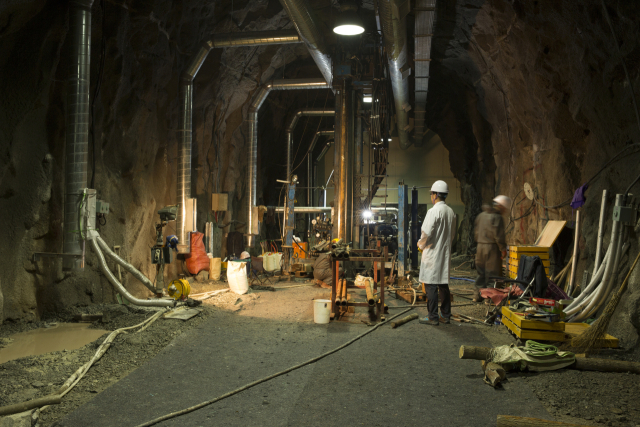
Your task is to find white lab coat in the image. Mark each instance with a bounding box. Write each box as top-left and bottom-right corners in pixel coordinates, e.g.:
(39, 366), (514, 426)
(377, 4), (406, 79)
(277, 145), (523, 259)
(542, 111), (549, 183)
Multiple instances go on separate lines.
(417, 201), (457, 284)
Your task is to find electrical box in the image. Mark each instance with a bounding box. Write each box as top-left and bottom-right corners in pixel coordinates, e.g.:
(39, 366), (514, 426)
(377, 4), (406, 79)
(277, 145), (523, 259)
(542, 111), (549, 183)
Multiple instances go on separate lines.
(211, 193), (228, 211)
(151, 246), (173, 264)
(96, 200), (109, 214)
(613, 205), (636, 224)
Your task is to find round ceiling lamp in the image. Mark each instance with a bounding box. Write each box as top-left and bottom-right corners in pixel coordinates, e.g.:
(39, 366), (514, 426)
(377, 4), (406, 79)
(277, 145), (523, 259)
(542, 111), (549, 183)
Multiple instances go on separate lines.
(333, 3), (364, 36)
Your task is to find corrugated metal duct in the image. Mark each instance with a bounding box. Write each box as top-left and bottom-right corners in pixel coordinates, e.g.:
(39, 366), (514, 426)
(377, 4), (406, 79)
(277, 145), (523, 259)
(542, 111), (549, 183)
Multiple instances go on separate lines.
(414, 0), (436, 147)
(175, 30), (302, 254)
(286, 109), (335, 180)
(378, 0), (412, 149)
(306, 130), (334, 207)
(246, 78), (330, 247)
(278, 0), (333, 86)
(63, 0), (94, 270)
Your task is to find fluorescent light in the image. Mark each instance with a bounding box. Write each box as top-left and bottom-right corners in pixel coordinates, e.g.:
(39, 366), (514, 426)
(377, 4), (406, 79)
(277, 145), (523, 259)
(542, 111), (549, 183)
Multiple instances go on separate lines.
(363, 96), (372, 103)
(333, 24), (365, 35)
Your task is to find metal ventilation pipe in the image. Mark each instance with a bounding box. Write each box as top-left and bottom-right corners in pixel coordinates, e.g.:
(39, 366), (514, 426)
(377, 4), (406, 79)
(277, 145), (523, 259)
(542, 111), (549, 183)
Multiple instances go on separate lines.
(246, 78), (330, 247)
(306, 130), (334, 207)
(63, 0), (94, 270)
(378, 0), (412, 149)
(333, 80), (354, 242)
(413, 0), (436, 147)
(278, 0), (333, 86)
(286, 109), (334, 180)
(176, 31), (302, 254)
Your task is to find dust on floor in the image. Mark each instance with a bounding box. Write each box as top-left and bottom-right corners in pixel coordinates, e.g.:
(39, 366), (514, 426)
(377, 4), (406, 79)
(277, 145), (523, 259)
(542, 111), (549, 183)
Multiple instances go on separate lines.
(0, 272), (639, 427)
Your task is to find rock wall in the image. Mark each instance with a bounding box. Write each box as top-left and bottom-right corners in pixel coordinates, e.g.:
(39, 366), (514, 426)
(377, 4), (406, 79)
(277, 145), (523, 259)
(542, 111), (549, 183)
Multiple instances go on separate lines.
(0, 0), (315, 322)
(429, 0), (640, 347)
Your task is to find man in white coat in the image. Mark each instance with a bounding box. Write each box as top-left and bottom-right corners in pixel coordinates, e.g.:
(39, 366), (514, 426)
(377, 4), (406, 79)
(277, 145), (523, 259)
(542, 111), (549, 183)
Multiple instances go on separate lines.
(417, 180), (457, 326)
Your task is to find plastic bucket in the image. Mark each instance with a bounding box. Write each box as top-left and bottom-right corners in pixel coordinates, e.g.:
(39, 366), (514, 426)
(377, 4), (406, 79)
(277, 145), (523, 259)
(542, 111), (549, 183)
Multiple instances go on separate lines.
(313, 299), (331, 324)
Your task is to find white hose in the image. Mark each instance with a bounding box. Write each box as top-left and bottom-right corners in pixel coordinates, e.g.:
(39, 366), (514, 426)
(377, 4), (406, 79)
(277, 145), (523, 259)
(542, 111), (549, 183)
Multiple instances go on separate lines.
(96, 236), (157, 293)
(91, 239), (175, 307)
(569, 194), (623, 322)
(564, 246), (612, 314)
(574, 229), (625, 321)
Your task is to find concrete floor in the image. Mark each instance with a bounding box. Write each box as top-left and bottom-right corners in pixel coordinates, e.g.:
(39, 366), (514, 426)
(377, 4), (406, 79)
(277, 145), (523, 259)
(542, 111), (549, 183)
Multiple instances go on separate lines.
(57, 285), (553, 427)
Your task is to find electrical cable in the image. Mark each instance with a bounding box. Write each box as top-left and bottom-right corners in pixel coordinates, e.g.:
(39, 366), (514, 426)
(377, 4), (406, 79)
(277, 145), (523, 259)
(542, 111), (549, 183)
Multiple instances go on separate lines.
(135, 307), (413, 427)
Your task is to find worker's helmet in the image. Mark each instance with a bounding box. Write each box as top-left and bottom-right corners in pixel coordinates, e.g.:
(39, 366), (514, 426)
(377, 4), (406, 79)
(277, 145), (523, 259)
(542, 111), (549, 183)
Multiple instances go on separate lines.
(493, 195), (512, 210)
(430, 180), (449, 193)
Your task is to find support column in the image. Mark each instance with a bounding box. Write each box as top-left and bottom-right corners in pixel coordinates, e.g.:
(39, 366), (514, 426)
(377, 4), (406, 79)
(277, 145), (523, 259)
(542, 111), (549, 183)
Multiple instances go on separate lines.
(398, 183), (408, 277)
(411, 187), (419, 269)
(332, 79), (354, 243)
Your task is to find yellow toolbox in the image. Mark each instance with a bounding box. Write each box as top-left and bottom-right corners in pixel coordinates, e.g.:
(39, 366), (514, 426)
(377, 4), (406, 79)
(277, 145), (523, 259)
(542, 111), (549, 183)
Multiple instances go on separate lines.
(501, 307), (566, 341)
(507, 220), (566, 279)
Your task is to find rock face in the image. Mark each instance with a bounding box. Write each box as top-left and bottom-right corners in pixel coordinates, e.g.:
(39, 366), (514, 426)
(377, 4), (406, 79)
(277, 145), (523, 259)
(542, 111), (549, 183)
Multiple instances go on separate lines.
(0, 0), (313, 322)
(428, 0), (640, 347)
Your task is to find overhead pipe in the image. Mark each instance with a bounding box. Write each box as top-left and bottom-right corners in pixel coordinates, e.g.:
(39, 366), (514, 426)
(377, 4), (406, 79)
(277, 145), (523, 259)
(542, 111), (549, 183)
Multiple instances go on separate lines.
(378, 0), (412, 149)
(413, 0), (436, 147)
(306, 130), (334, 206)
(246, 78), (330, 247)
(176, 30), (302, 254)
(278, 0), (333, 86)
(273, 206), (397, 215)
(63, 0), (94, 270)
(90, 239), (175, 307)
(286, 109), (334, 180)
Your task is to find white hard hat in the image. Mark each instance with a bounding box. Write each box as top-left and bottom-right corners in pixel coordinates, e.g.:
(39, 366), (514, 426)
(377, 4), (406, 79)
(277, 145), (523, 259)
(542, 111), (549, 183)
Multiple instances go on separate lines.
(493, 195), (512, 210)
(430, 180), (449, 193)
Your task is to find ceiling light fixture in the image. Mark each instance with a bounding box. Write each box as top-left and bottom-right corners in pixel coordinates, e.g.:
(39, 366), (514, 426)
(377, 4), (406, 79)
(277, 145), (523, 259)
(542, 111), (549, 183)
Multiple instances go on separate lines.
(333, 2), (364, 36)
(363, 95), (372, 103)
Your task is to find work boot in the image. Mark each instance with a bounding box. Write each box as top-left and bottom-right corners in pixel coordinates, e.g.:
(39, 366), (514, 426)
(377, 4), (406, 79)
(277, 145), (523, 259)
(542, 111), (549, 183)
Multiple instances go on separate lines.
(419, 317), (439, 326)
(442, 318), (450, 324)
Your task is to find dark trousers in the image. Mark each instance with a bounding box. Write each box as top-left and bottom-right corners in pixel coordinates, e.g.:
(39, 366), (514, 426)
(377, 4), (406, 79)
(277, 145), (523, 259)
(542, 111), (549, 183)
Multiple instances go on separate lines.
(474, 266), (488, 300)
(426, 283), (451, 321)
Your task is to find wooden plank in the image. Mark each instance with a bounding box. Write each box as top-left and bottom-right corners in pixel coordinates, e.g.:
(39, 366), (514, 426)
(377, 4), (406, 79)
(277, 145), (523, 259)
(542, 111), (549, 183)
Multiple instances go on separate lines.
(562, 323), (619, 348)
(509, 245), (548, 253)
(502, 315), (566, 341)
(535, 220), (567, 247)
(502, 307), (565, 331)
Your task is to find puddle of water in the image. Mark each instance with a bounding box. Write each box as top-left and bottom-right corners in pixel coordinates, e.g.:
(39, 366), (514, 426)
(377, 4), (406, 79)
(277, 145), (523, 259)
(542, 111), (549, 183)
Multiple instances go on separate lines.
(0, 323), (108, 364)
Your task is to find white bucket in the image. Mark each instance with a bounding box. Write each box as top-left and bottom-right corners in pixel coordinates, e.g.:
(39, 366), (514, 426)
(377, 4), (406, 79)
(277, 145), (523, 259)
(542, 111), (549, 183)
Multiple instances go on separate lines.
(313, 299), (331, 324)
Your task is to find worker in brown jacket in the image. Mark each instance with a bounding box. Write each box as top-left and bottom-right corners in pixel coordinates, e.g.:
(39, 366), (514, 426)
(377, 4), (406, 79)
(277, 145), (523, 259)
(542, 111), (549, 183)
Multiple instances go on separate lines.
(473, 195), (511, 302)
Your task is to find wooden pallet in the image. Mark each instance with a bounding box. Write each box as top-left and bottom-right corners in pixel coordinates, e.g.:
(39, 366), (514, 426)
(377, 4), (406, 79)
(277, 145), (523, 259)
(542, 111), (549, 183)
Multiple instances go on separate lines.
(562, 323), (619, 348)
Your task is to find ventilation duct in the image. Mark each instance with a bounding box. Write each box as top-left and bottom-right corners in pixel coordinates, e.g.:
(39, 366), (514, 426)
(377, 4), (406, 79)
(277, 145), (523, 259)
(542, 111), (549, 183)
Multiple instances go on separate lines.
(286, 109), (335, 180)
(278, 0), (333, 86)
(247, 78), (330, 247)
(378, 0), (412, 149)
(333, 80), (354, 242)
(175, 31), (302, 254)
(413, 0), (436, 147)
(306, 130), (334, 206)
(63, 0), (94, 270)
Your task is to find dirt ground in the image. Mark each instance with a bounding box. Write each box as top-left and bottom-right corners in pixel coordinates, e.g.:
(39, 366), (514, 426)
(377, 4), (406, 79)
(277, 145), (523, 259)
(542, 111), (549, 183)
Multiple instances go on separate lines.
(0, 262), (639, 426)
